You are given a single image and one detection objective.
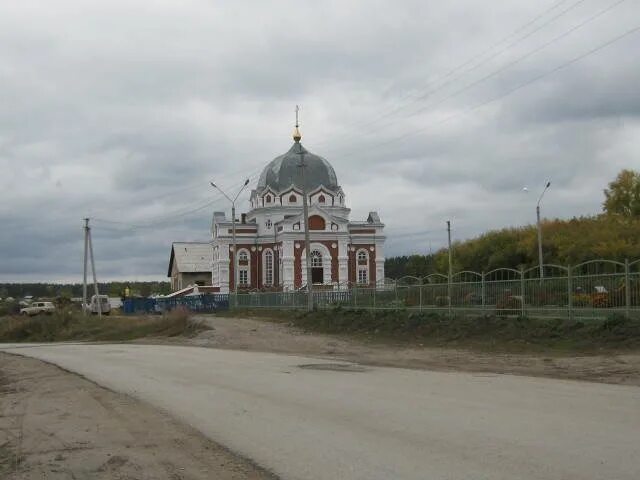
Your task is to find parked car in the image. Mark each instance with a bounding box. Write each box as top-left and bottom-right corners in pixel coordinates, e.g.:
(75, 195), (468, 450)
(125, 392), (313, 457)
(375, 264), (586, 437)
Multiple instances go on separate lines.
(87, 295), (111, 315)
(20, 301), (56, 316)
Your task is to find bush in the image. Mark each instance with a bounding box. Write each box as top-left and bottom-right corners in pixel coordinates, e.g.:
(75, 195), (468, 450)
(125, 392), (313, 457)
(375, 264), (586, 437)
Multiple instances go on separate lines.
(0, 301), (19, 317)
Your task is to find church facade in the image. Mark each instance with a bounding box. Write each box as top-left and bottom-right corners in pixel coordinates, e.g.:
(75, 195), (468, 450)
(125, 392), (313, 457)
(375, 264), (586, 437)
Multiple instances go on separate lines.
(210, 127), (385, 293)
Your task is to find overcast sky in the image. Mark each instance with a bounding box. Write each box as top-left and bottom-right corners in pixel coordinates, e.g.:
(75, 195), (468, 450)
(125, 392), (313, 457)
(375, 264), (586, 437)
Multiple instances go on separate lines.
(1, 0), (639, 282)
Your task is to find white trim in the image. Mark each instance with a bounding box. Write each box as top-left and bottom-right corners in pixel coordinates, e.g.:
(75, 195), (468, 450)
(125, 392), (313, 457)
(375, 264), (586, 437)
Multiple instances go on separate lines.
(301, 243), (332, 285)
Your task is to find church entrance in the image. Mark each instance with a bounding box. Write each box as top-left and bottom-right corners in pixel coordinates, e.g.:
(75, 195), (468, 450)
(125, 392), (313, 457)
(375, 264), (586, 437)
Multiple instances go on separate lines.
(310, 250), (324, 284)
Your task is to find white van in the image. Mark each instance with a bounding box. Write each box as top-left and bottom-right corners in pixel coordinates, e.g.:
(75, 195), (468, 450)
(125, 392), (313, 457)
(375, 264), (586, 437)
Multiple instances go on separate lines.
(87, 295), (111, 315)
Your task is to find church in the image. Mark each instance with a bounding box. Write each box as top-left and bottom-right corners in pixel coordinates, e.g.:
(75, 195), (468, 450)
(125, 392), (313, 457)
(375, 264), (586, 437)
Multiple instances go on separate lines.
(170, 123), (385, 294)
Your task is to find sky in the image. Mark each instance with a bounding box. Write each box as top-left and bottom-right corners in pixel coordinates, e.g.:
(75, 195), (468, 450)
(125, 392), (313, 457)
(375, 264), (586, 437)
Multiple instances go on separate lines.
(1, 0), (639, 282)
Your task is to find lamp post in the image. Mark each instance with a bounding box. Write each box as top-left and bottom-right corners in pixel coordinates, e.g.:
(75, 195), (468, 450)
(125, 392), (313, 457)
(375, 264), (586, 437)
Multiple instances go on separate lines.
(536, 181), (551, 280)
(210, 179), (250, 302)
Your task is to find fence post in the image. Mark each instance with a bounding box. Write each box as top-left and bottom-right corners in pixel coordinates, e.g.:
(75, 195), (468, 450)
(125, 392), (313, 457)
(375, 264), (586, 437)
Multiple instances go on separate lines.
(520, 269), (525, 318)
(625, 258), (631, 319)
(567, 264), (573, 320)
(447, 276), (452, 320)
(373, 284), (377, 310)
(419, 281), (423, 312)
(353, 286), (357, 308)
(481, 271), (485, 313)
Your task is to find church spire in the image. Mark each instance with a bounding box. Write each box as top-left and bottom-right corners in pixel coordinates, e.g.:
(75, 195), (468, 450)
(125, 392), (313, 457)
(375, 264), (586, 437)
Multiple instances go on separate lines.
(293, 104), (302, 142)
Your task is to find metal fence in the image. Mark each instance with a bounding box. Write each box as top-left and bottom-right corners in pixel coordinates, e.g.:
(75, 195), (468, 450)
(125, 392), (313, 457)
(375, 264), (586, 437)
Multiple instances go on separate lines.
(120, 259), (640, 319)
(230, 259), (640, 319)
(123, 294), (230, 314)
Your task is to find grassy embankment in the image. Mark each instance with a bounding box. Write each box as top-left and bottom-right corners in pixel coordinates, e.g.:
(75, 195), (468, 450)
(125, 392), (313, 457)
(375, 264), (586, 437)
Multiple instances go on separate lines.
(228, 307), (640, 352)
(0, 308), (209, 343)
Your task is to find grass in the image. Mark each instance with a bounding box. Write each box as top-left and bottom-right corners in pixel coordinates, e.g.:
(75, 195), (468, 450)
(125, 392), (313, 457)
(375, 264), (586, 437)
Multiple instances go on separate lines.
(227, 307), (640, 353)
(0, 307), (209, 343)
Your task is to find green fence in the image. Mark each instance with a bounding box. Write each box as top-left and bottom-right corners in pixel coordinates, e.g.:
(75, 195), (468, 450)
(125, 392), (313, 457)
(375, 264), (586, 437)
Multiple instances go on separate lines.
(231, 260), (640, 319)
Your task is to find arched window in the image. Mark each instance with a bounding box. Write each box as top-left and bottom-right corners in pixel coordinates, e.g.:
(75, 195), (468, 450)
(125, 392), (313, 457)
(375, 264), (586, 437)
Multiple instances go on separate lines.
(265, 219), (272, 229)
(237, 249), (250, 286)
(289, 194), (297, 203)
(310, 250), (323, 267)
(356, 249), (369, 285)
(265, 195), (272, 203)
(318, 194), (325, 204)
(264, 250), (273, 286)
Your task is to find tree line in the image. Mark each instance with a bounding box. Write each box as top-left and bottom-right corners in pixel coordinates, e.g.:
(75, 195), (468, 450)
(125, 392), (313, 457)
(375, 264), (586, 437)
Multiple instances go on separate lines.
(385, 169), (640, 278)
(0, 281), (171, 300)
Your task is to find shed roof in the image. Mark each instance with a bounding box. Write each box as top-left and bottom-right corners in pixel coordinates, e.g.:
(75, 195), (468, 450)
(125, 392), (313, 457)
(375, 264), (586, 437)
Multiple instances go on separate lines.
(168, 242), (211, 277)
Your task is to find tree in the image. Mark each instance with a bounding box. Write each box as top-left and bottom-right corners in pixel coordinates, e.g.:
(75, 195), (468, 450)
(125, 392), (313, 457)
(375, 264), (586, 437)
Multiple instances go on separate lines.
(603, 169), (640, 217)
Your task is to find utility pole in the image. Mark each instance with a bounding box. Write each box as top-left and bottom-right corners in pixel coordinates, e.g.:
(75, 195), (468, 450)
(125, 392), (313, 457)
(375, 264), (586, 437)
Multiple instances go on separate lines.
(83, 218), (89, 315)
(294, 105), (313, 311)
(88, 225), (102, 317)
(83, 218), (102, 317)
(447, 220), (453, 317)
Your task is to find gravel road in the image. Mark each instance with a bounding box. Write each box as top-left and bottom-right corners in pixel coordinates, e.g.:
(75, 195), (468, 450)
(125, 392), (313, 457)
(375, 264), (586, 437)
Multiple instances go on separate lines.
(1, 343), (639, 480)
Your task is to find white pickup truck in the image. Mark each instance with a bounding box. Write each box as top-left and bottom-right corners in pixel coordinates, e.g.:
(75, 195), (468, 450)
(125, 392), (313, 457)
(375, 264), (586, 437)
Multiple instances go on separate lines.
(20, 301), (56, 316)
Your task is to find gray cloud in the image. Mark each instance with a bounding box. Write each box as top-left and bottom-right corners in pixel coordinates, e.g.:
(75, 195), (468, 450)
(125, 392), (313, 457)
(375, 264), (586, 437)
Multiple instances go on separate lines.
(1, 0), (639, 281)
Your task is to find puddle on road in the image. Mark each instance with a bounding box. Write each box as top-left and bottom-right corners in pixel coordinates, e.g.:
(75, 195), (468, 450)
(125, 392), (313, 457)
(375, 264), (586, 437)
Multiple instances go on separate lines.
(297, 363), (368, 372)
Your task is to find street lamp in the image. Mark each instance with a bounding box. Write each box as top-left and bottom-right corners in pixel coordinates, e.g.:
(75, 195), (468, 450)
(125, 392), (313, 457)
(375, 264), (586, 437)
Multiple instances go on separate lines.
(536, 181), (551, 279)
(210, 179), (250, 301)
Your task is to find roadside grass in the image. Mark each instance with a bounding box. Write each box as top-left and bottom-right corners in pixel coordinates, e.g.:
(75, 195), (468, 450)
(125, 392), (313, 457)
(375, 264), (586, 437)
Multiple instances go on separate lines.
(224, 307), (640, 353)
(0, 307), (209, 343)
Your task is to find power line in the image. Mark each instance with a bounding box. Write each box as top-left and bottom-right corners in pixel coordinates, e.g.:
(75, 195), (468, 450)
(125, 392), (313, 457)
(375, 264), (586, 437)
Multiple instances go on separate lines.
(400, 0), (629, 121)
(315, 0), (590, 149)
(92, 168), (264, 230)
(322, 0), (628, 154)
(326, 23), (640, 159)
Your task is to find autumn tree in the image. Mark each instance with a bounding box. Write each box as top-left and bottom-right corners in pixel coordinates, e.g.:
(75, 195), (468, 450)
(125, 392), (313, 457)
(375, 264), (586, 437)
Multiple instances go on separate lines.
(603, 169), (640, 217)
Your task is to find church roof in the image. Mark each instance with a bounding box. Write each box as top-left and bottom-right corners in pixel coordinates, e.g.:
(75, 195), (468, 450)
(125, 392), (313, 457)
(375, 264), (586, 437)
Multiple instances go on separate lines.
(257, 141), (339, 194)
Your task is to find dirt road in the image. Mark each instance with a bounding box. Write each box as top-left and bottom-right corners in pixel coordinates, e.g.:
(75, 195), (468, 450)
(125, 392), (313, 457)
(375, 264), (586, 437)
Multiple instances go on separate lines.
(0, 352), (275, 480)
(173, 315), (640, 386)
(2, 343), (638, 480)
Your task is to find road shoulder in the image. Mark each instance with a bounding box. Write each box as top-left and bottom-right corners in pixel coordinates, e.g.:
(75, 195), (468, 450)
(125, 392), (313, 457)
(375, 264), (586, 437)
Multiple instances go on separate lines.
(0, 352), (276, 480)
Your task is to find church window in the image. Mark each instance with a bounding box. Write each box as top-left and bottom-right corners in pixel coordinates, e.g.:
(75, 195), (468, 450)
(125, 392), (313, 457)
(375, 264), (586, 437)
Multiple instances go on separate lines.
(264, 250), (273, 285)
(266, 219), (272, 229)
(310, 250), (323, 268)
(318, 195), (325, 204)
(265, 195), (272, 203)
(289, 194), (297, 203)
(358, 268), (368, 284)
(356, 249), (369, 284)
(236, 249), (250, 286)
